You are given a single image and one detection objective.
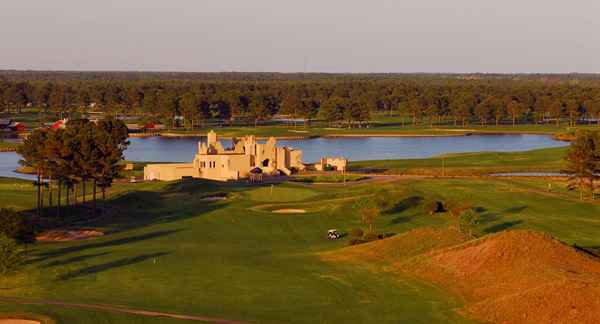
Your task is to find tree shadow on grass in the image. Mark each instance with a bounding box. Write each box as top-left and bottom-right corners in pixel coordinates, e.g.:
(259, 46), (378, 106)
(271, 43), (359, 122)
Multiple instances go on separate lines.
(504, 205), (527, 214)
(40, 252), (112, 268)
(480, 206), (527, 224)
(388, 196), (423, 214)
(484, 220), (523, 234)
(56, 252), (170, 281)
(26, 178), (238, 233)
(390, 214), (417, 225)
(34, 229), (181, 262)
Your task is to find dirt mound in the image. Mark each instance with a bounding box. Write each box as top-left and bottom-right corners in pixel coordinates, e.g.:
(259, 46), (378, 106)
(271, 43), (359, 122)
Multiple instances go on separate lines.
(322, 227), (466, 264)
(406, 230), (600, 323)
(36, 229), (104, 242)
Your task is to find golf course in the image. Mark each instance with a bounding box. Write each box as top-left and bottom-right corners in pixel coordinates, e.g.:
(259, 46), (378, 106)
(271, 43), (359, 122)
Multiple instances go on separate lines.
(2, 143), (600, 323)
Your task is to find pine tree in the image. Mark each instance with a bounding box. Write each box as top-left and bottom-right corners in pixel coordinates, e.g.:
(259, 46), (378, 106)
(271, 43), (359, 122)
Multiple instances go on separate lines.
(564, 130), (600, 200)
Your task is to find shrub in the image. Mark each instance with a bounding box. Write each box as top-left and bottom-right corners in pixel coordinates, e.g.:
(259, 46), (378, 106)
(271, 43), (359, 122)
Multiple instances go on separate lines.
(0, 208), (35, 244)
(0, 234), (24, 275)
(363, 232), (379, 242)
(423, 200), (445, 215)
(459, 208), (482, 239)
(349, 238), (365, 246)
(349, 228), (364, 238)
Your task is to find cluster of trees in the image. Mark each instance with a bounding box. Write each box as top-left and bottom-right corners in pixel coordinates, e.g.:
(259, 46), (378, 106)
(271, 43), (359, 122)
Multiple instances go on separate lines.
(3, 73), (600, 127)
(17, 118), (129, 217)
(0, 208), (35, 274)
(564, 130), (600, 200)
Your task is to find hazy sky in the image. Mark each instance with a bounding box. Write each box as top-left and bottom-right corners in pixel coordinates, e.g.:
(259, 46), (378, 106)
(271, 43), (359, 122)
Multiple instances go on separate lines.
(1, 0), (599, 73)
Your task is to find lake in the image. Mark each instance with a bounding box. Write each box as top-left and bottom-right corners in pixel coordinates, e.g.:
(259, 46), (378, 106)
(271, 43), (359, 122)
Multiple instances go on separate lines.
(0, 134), (568, 180)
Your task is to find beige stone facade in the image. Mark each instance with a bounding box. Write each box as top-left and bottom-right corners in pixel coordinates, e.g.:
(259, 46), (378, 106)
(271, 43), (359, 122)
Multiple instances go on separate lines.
(144, 131), (304, 181)
(314, 157), (348, 172)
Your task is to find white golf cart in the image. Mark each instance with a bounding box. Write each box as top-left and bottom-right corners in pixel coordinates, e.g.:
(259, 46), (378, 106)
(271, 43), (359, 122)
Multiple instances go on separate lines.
(328, 229), (342, 240)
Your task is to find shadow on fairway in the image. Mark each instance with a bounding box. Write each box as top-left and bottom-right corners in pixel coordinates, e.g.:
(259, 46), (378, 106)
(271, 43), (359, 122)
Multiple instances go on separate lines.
(389, 196), (423, 214)
(34, 229), (181, 262)
(41, 252), (112, 268)
(56, 252), (170, 281)
(484, 220), (523, 234)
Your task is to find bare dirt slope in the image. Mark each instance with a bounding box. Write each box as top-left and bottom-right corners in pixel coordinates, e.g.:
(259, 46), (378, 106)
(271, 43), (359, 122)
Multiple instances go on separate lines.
(405, 230), (600, 323)
(325, 228), (600, 323)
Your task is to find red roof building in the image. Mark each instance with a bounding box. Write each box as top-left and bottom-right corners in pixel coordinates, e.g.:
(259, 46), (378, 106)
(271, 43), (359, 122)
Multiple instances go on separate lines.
(50, 119), (67, 130)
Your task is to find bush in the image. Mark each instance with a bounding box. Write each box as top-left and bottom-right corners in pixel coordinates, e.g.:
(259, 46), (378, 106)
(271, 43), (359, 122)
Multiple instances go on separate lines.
(349, 228), (364, 238)
(363, 232), (379, 242)
(459, 208), (482, 239)
(349, 238), (365, 246)
(0, 208), (35, 244)
(0, 234), (24, 275)
(423, 200), (445, 215)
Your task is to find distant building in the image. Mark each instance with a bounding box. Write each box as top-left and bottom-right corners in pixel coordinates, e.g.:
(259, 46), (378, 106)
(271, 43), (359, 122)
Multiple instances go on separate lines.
(144, 130), (305, 182)
(50, 119), (67, 130)
(315, 157), (348, 172)
(9, 122), (26, 132)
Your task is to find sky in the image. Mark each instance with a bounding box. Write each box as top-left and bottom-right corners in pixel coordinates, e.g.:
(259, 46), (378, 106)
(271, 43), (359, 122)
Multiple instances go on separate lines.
(1, 0), (599, 73)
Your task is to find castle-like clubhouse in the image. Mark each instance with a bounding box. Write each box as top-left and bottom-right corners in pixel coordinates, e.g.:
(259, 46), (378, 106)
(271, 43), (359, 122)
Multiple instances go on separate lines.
(144, 131), (305, 181)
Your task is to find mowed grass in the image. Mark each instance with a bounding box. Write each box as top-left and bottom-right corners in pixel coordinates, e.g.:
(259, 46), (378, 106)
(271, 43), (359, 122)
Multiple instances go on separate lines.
(0, 178), (36, 210)
(351, 146), (568, 175)
(2, 175), (600, 322)
(0, 179), (466, 323)
(291, 174), (368, 183)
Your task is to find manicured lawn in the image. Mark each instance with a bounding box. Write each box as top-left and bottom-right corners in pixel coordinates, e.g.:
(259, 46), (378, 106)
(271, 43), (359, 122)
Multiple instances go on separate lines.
(351, 146), (568, 175)
(291, 174), (368, 183)
(0, 178), (36, 210)
(2, 174), (600, 323)
(0, 179), (466, 323)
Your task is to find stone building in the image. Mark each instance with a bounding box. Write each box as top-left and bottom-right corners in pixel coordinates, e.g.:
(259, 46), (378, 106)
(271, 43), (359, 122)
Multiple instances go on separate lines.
(314, 157), (348, 172)
(144, 130), (304, 181)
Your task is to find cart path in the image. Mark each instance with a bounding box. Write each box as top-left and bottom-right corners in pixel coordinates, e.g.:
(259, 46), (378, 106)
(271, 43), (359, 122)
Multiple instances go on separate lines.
(0, 296), (249, 324)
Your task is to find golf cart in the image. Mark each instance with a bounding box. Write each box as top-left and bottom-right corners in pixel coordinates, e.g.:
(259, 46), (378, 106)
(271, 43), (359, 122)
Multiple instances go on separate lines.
(328, 229), (342, 240)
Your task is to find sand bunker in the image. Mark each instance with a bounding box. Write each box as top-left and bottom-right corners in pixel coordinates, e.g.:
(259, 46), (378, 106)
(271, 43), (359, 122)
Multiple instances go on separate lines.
(404, 230), (600, 323)
(36, 229), (104, 242)
(0, 320), (40, 324)
(201, 196), (227, 202)
(272, 209), (306, 214)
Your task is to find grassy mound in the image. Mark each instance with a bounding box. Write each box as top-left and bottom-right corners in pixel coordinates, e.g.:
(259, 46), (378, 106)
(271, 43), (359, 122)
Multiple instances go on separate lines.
(405, 230), (600, 323)
(322, 227), (466, 265)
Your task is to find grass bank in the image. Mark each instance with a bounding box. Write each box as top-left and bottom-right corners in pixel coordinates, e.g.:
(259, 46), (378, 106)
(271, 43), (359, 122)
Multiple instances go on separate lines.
(291, 174), (368, 183)
(350, 146), (568, 176)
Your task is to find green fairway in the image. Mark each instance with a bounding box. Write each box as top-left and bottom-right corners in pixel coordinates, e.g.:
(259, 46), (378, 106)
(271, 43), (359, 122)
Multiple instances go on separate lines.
(1, 174), (600, 323)
(351, 146), (568, 175)
(0, 179), (467, 323)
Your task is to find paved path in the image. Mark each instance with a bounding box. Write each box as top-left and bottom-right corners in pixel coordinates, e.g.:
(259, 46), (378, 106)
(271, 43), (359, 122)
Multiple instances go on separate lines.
(0, 297), (249, 324)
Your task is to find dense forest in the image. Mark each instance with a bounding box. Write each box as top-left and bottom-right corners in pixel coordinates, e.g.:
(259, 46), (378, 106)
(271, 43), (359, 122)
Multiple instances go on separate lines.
(2, 71), (600, 127)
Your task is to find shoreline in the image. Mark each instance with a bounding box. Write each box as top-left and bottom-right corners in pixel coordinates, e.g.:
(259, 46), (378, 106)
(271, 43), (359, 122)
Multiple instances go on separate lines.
(128, 130), (560, 140)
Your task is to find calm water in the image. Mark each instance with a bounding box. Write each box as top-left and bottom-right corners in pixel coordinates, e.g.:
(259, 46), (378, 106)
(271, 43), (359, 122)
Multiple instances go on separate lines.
(0, 134), (568, 180)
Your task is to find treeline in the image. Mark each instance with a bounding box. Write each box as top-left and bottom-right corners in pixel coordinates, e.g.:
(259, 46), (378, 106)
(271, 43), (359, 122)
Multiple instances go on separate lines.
(2, 74), (600, 127)
(18, 118), (129, 218)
